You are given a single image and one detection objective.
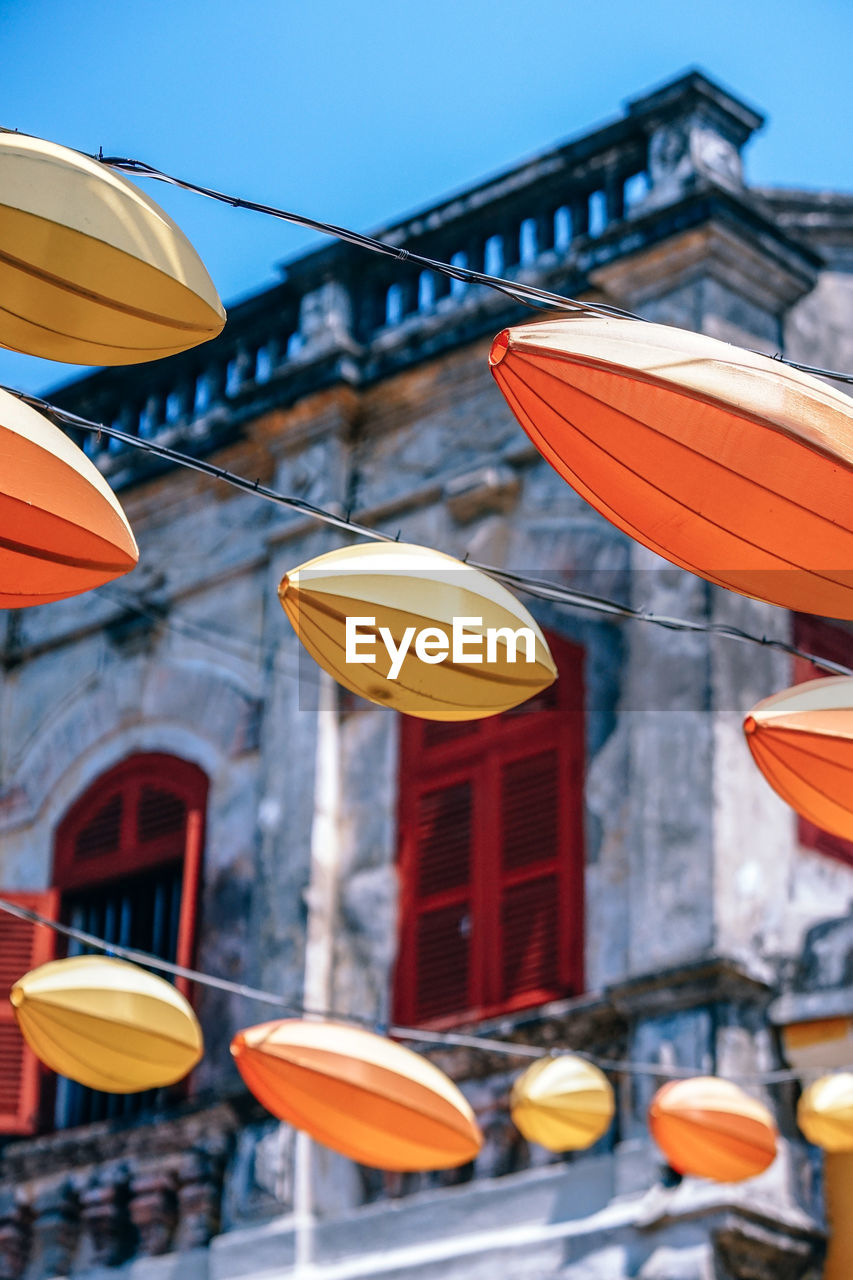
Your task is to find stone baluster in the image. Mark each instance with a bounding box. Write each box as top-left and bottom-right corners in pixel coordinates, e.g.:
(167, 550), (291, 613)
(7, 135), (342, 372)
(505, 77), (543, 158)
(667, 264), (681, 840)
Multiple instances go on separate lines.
(201, 360), (227, 410)
(605, 169), (625, 224)
(297, 280), (355, 357)
(501, 221), (520, 271)
(535, 208), (556, 258)
(0, 1190), (28, 1280)
(403, 270), (423, 319)
(129, 1163), (178, 1258)
(570, 194), (589, 239)
(175, 1145), (226, 1251)
(27, 1180), (79, 1280)
(465, 235), (485, 276)
(78, 1165), (132, 1269)
(139, 393), (164, 439)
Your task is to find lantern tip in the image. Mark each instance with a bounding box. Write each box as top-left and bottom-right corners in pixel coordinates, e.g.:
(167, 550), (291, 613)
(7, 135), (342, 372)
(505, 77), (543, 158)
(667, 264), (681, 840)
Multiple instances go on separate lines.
(743, 714), (757, 736)
(489, 330), (510, 367)
(9, 985), (22, 1008)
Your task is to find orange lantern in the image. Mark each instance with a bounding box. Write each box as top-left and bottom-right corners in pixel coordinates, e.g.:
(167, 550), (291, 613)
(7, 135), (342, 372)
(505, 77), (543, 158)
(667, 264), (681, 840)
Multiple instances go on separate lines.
(744, 678), (853, 841)
(648, 1077), (777, 1182)
(490, 316), (853, 618)
(0, 130), (224, 365)
(0, 388), (138, 605)
(230, 1019), (482, 1171)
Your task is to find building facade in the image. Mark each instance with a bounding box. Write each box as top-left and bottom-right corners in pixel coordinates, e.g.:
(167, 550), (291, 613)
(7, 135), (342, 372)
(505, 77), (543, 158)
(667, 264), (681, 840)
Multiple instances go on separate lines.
(1, 69), (852, 1278)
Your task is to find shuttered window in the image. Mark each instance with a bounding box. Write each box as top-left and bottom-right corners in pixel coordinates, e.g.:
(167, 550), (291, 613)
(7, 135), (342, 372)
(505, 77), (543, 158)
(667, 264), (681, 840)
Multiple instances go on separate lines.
(792, 617), (853, 867)
(47, 753), (207, 1130)
(0, 891), (59, 1134)
(394, 634), (584, 1026)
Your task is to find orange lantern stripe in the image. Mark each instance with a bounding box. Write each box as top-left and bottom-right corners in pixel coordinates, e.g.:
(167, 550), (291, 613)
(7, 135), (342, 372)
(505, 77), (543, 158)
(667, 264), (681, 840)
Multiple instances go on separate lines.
(491, 319), (853, 618)
(231, 1020), (482, 1172)
(238, 1054), (476, 1169)
(652, 1113), (775, 1182)
(649, 1078), (777, 1183)
(745, 679), (853, 841)
(0, 388), (137, 606)
(500, 355), (853, 592)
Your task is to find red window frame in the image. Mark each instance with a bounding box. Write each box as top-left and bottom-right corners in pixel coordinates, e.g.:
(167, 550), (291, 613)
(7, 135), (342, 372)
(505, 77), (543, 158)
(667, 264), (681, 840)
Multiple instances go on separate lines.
(792, 616), (853, 866)
(54, 753), (207, 994)
(393, 633), (585, 1027)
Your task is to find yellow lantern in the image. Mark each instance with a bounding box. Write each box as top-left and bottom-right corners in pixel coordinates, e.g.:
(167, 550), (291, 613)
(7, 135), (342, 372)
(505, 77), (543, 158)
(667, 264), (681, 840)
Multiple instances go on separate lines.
(648, 1077), (777, 1183)
(0, 130), (225, 364)
(490, 316), (853, 619)
(278, 542), (557, 720)
(11, 956), (203, 1092)
(744, 678), (853, 842)
(782, 1018), (853, 1074)
(798, 1074), (853, 1153)
(0, 387), (138, 606)
(231, 1019), (483, 1171)
(510, 1055), (614, 1151)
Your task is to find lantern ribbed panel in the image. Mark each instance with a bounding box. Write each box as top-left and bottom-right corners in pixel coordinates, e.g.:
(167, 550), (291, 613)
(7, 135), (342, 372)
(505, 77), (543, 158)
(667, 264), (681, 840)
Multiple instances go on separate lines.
(279, 542), (557, 720)
(648, 1077), (777, 1183)
(11, 956), (203, 1092)
(0, 388), (138, 605)
(230, 1019), (482, 1171)
(799, 1074), (853, 1152)
(510, 1056), (614, 1151)
(0, 132), (224, 364)
(744, 677), (853, 841)
(490, 317), (853, 618)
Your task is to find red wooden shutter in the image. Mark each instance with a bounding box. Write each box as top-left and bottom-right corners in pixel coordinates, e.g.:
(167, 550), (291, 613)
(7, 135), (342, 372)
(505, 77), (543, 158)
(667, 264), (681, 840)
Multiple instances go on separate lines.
(396, 765), (475, 1024)
(0, 889), (58, 1134)
(497, 749), (564, 1005)
(394, 631), (585, 1026)
(792, 619), (853, 865)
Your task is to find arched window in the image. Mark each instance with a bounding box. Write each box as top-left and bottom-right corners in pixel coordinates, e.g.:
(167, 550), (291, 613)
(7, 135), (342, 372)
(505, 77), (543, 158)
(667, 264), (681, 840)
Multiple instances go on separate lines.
(50, 753), (207, 1128)
(55, 754), (206, 949)
(0, 754), (208, 1135)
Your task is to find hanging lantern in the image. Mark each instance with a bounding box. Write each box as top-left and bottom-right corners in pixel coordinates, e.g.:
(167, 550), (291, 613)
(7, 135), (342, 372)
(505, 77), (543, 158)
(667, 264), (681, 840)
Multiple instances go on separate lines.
(0, 388), (138, 606)
(798, 1074), (853, 1152)
(744, 677), (853, 842)
(510, 1055), (614, 1151)
(782, 1017), (853, 1074)
(648, 1077), (777, 1182)
(230, 1019), (482, 1171)
(490, 316), (853, 619)
(279, 542), (557, 720)
(0, 130), (225, 365)
(11, 955), (203, 1092)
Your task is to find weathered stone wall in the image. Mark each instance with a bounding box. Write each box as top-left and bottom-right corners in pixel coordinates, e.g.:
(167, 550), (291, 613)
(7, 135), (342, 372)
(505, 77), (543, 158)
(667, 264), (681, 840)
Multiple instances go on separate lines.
(0, 69), (851, 1278)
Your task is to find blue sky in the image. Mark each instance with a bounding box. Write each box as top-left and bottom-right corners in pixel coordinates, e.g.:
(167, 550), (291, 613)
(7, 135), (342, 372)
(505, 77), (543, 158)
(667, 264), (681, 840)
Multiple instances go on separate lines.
(2, 0), (852, 394)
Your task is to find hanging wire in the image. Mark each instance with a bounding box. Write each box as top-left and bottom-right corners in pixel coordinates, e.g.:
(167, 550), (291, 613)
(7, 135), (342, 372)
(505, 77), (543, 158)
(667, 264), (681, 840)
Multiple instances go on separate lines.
(0, 895), (827, 1084)
(7, 386), (852, 679)
(94, 155), (642, 321)
(90, 152), (853, 388)
(0, 147), (848, 1091)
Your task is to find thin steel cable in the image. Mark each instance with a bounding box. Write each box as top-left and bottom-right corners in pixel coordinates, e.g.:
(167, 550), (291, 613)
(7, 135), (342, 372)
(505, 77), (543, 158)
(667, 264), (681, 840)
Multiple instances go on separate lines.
(0, 896), (829, 1084)
(7, 386), (852, 679)
(92, 153), (853, 386)
(94, 155), (642, 320)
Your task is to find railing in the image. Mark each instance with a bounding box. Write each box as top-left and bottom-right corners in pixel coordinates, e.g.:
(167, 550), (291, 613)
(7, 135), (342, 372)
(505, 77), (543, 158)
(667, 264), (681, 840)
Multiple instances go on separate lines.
(48, 71), (758, 485)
